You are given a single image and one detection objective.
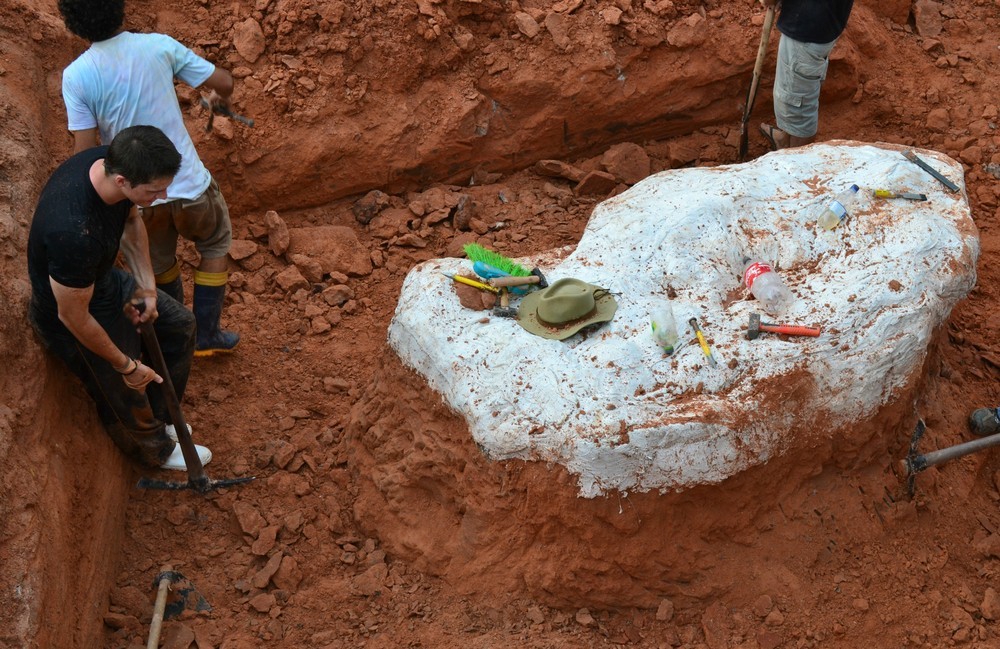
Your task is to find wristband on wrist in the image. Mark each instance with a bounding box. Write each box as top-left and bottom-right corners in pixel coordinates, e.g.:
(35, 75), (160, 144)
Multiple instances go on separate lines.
(122, 360), (140, 376)
(113, 356), (133, 373)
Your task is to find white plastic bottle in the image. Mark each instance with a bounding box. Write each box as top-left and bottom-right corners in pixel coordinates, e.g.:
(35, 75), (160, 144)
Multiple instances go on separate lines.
(816, 184), (860, 230)
(742, 257), (794, 315)
(650, 301), (679, 355)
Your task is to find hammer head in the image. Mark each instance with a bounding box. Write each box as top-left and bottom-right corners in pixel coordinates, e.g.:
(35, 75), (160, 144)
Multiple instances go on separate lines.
(747, 313), (761, 340)
(531, 268), (549, 288)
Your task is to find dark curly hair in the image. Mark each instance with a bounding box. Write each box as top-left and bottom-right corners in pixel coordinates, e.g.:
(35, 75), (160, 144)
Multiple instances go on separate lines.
(58, 0), (124, 42)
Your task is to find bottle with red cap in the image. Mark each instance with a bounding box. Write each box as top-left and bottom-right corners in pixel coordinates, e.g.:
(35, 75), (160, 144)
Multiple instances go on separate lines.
(742, 257), (793, 315)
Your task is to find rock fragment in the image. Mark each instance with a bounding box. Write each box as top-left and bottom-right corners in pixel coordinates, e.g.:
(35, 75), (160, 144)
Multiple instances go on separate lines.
(233, 18), (265, 62)
(265, 210), (289, 256)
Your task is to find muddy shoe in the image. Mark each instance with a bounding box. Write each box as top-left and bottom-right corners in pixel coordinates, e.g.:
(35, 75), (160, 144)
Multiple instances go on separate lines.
(160, 443), (213, 471)
(165, 423), (193, 442)
(969, 407), (1000, 437)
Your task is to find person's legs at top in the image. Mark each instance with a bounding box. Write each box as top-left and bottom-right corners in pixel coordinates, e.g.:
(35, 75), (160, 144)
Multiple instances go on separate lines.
(141, 201), (185, 303)
(761, 34), (837, 150)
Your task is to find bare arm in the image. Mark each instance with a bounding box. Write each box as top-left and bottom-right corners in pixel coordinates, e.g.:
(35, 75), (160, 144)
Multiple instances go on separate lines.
(118, 206), (158, 324)
(52, 280), (130, 366)
(200, 67), (234, 111)
(51, 278), (162, 390)
(71, 128), (100, 154)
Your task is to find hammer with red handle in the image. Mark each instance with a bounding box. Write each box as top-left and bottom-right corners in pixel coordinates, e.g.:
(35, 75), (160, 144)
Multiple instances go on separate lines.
(746, 313), (822, 340)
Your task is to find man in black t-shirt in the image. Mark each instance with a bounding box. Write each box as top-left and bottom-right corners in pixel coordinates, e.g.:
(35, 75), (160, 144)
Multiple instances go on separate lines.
(758, 0), (855, 151)
(28, 125), (212, 470)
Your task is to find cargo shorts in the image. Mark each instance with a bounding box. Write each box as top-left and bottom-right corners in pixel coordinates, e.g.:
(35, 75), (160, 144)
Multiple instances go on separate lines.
(773, 34), (838, 139)
(139, 178), (233, 276)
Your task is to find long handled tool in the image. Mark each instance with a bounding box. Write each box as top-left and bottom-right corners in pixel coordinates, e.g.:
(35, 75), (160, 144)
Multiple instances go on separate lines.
(136, 320), (255, 493)
(738, 5), (776, 162)
(902, 420), (1000, 478)
(145, 565), (211, 648)
(146, 565), (174, 649)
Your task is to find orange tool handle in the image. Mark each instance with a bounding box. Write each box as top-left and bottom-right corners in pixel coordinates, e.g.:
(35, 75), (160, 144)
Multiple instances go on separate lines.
(760, 323), (822, 337)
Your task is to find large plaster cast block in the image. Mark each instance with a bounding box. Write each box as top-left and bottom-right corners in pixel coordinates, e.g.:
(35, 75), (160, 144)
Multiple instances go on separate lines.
(389, 143), (978, 497)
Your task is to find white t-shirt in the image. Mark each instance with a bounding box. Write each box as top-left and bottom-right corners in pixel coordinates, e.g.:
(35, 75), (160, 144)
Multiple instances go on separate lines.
(62, 32), (215, 202)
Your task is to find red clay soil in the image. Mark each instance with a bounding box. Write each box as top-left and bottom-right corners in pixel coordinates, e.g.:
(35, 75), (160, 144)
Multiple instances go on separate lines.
(2, 0), (1000, 647)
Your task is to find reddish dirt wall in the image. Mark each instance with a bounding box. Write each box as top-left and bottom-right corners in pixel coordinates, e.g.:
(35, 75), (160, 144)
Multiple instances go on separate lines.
(0, 9), (134, 646)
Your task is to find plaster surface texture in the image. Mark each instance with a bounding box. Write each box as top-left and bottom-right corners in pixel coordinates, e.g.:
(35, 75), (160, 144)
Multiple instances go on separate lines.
(388, 143), (979, 497)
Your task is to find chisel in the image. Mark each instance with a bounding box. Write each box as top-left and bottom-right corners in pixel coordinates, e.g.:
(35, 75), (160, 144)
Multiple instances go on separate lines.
(441, 272), (499, 293)
(874, 189), (928, 201)
(688, 317), (718, 367)
(901, 150), (960, 193)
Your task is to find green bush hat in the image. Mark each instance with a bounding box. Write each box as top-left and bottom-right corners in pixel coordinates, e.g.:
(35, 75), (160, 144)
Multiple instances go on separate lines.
(517, 278), (618, 340)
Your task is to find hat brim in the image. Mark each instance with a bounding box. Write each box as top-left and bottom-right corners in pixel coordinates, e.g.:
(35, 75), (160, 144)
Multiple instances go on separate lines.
(517, 284), (618, 340)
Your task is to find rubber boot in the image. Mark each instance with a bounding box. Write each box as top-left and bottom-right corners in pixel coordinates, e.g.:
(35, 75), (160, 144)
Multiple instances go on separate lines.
(155, 260), (184, 304)
(193, 270), (240, 357)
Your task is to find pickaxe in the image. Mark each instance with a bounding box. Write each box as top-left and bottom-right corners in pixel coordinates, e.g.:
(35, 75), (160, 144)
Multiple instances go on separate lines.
(135, 320), (255, 493)
(902, 419), (1000, 487)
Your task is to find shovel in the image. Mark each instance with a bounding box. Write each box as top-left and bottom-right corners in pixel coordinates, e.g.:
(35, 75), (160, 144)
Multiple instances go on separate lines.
(135, 319), (255, 493)
(738, 5), (776, 162)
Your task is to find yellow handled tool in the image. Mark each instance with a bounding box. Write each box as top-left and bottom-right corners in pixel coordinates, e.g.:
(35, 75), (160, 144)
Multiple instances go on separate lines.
(442, 272), (499, 293)
(688, 317), (718, 367)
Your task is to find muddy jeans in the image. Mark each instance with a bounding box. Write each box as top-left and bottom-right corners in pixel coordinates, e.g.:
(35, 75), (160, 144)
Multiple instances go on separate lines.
(30, 269), (195, 467)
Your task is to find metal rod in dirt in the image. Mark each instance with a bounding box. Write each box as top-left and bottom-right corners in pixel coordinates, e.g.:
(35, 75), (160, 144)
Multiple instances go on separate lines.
(903, 431), (1000, 474)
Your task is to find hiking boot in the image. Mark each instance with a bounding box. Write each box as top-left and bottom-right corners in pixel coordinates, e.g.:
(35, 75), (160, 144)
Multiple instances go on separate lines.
(193, 275), (240, 357)
(970, 407), (1000, 437)
(165, 423), (193, 442)
(160, 443), (213, 471)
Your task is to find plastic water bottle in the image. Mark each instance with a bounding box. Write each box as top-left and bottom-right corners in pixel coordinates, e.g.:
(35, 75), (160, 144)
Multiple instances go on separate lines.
(650, 301), (679, 355)
(742, 257), (794, 315)
(816, 184), (860, 230)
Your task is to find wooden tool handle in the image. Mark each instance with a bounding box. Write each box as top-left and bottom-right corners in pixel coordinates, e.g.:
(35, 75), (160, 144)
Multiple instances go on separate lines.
(489, 275), (540, 288)
(760, 324), (822, 337)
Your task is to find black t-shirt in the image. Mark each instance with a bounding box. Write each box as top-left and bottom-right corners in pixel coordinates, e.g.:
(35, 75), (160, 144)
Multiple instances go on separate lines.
(777, 0), (855, 45)
(27, 146), (133, 335)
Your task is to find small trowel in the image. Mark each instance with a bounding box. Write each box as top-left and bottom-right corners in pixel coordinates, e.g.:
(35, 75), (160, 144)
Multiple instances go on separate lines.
(874, 189), (927, 202)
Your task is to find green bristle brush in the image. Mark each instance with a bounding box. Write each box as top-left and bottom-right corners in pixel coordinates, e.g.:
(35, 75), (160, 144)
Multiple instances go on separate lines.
(463, 243), (531, 277)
